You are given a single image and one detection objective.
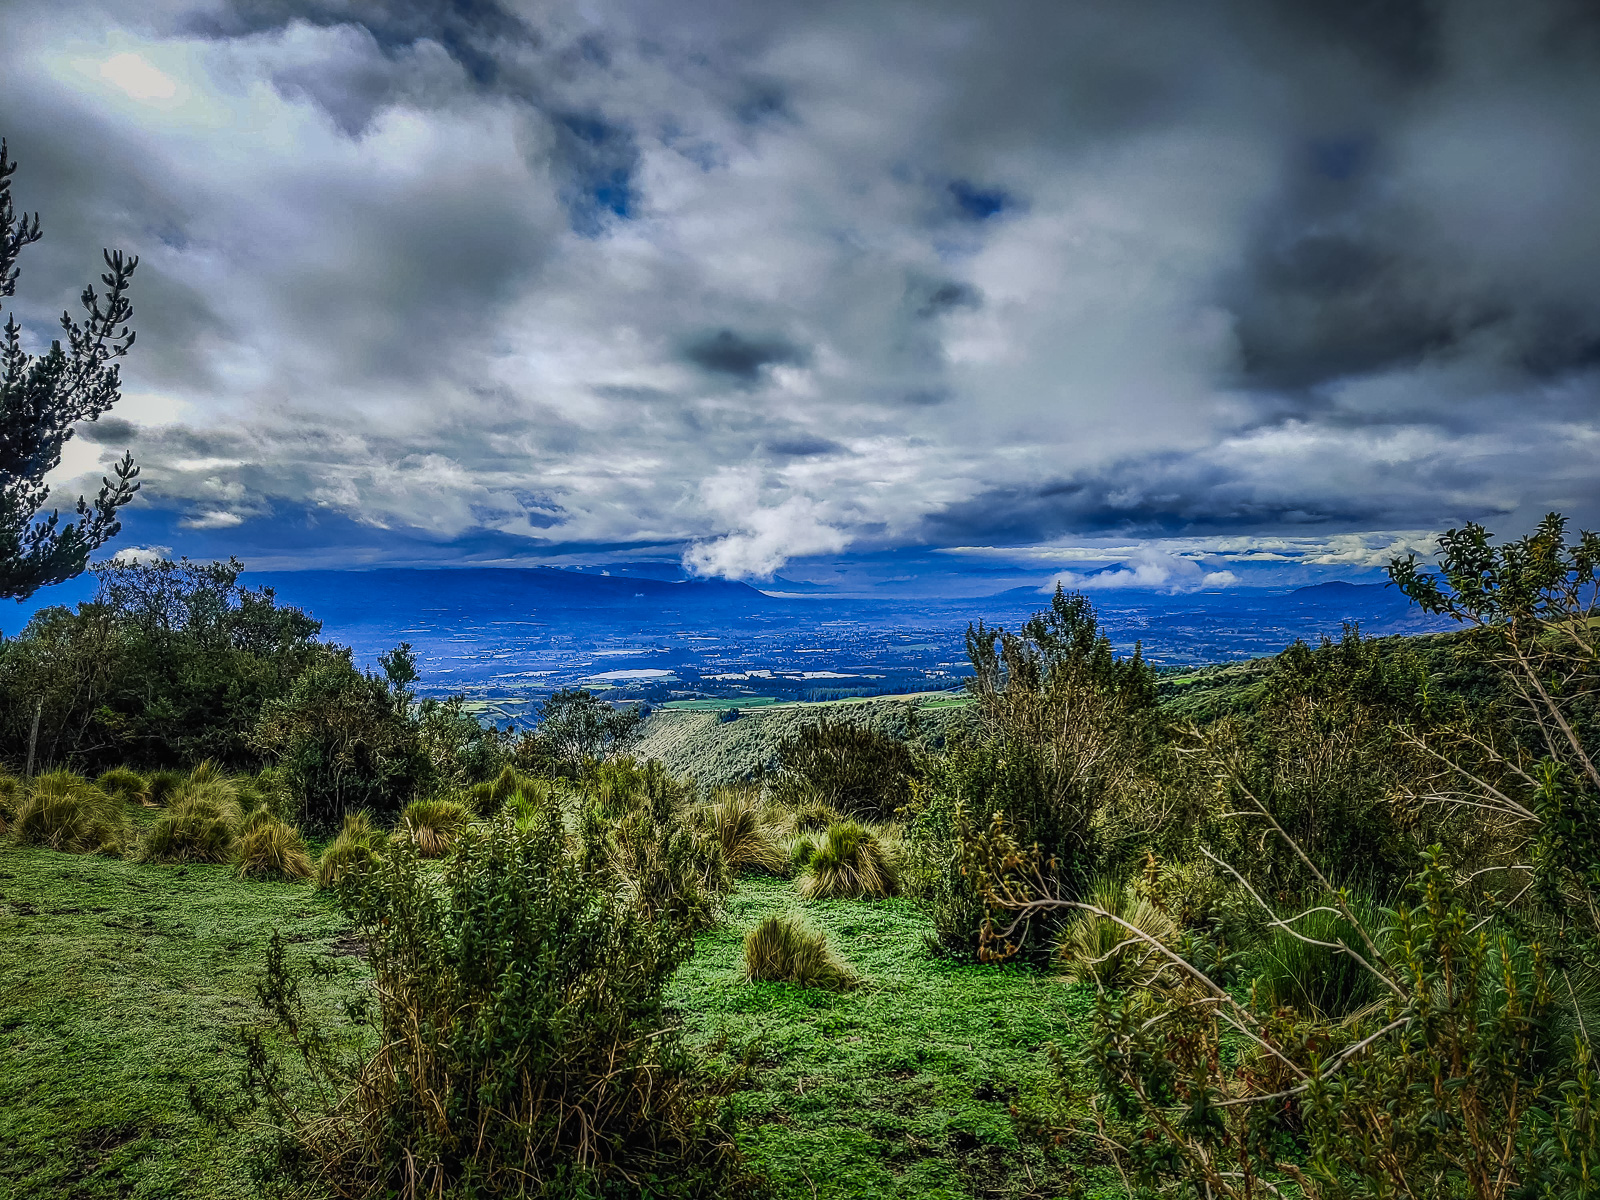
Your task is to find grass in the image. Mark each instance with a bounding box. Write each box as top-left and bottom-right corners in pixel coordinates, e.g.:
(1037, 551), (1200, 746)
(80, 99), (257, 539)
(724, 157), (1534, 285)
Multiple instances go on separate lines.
(0, 840), (359, 1199)
(668, 876), (1118, 1199)
(1, 836), (1118, 1199)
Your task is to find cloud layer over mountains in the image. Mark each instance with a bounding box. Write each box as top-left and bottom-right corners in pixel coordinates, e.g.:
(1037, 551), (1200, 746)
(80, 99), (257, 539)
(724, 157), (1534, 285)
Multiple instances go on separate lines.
(6, 0), (1600, 582)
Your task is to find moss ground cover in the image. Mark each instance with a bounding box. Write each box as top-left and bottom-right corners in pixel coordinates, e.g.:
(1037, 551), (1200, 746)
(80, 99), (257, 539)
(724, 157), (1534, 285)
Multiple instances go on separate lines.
(667, 876), (1117, 1199)
(0, 841), (357, 1200)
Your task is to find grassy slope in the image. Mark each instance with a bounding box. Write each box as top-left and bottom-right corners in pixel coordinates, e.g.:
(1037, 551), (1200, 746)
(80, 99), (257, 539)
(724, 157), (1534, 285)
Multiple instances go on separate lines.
(0, 843), (1108, 1200)
(0, 842), (357, 1200)
(629, 697), (975, 788)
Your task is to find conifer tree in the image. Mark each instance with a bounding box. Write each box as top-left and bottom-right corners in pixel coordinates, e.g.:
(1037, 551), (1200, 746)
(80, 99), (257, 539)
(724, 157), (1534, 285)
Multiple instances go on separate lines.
(0, 137), (140, 600)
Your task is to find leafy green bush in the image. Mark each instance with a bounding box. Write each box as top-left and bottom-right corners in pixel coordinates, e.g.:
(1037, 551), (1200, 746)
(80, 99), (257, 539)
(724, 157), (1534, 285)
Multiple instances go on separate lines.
(12, 770), (126, 855)
(743, 913), (857, 991)
(773, 718), (918, 820)
(94, 766), (147, 805)
(396, 797), (467, 859)
(799, 820), (898, 899)
(235, 814), (313, 881)
(253, 648), (426, 829)
(242, 807), (751, 1198)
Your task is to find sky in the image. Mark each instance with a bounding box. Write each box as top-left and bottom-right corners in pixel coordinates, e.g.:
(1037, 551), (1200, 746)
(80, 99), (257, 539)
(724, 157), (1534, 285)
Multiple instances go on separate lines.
(5, 0), (1600, 597)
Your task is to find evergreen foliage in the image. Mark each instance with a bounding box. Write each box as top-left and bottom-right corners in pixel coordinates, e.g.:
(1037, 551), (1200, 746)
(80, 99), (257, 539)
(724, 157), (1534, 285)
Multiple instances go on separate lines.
(0, 139), (140, 600)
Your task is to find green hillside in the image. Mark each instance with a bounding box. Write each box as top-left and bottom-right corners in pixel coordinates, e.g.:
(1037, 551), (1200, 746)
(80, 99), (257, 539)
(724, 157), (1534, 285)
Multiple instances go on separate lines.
(627, 694), (975, 786)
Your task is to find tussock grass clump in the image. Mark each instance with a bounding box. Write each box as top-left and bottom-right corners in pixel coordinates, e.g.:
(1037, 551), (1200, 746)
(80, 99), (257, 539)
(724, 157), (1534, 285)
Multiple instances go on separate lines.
(145, 769), (185, 806)
(1055, 877), (1178, 987)
(698, 793), (786, 876)
(1251, 904), (1384, 1020)
(12, 771), (127, 856)
(743, 913), (858, 991)
(138, 766), (246, 863)
(784, 831), (821, 876)
(317, 811), (384, 889)
(397, 798), (468, 859)
(95, 767), (148, 806)
(466, 765), (541, 815)
(236, 815), (314, 881)
(0, 771), (21, 834)
(790, 800), (840, 833)
(798, 820), (899, 899)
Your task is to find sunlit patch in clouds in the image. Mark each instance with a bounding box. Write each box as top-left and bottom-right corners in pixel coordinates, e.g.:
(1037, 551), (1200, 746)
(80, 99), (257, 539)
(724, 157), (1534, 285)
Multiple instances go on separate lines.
(5, 0), (1600, 589)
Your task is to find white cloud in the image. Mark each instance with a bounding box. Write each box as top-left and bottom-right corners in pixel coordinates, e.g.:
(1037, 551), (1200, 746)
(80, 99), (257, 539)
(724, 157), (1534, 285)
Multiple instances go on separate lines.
(110, 544), (172, 565)
(3, 0), (1598, 579)
(180, 509), (245, 529)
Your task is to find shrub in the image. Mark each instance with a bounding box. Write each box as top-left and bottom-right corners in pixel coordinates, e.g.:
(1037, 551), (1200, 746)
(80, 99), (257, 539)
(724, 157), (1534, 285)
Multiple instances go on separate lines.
(236, 815), (314, 881)
(95, 766), (147, 805)
(611, 802), (729, 932)
(236, 767), (295, 821)
(773, 719), (918, 820)
(743, 913), (857, 991)
(799, 821), (898, 899)
(242, 807), (751, 1198)
(12, 770), (126, 855)
(396, 798), (467, 859)
(1055, 876), (1178, 988)
(316, 811), (383, 889)
(698, 792), (785, 876)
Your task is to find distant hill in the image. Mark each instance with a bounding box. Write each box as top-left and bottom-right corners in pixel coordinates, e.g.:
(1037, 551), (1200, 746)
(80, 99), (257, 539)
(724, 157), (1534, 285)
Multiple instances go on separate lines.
(1289, 580), (1386, 598)
(626, 694), (974, 787)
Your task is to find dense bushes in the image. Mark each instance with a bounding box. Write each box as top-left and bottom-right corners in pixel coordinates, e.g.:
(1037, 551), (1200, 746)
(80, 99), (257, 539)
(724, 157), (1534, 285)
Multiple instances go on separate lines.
(245, 807), (751, 1198)
(773, 718), (919, 820)
(0, 559), (324, 773)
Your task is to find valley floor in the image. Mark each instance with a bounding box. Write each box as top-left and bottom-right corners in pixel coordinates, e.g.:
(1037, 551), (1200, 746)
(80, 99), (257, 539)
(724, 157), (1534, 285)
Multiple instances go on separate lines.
(0, 844), (1117, 1200)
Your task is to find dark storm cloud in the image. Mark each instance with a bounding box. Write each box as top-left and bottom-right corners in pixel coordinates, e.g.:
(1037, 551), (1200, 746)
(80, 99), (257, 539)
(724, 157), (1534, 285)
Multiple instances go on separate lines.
(682, 330), (808, 382)
(7, 0), (1600, 579)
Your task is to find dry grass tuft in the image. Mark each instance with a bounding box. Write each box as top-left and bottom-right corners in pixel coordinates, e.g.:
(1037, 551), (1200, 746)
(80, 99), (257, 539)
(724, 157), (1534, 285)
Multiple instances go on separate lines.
(743, 913), (857, 990)
(236, 815), (314, 881)
(12, 771), (127, 856)
(317, 811), (384, 889)
(698, 792), (786, 876)
(798, 820), (898, 899)
(398, 798), (468, 859)
(1054, 877), (1178, 987)
(95, 767), (148, 806)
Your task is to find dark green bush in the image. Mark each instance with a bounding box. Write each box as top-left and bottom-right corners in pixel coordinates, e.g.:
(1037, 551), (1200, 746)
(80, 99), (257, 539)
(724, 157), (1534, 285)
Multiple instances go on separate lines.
(245, 808), (751, 1198)
(773, 718), (918, 821)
